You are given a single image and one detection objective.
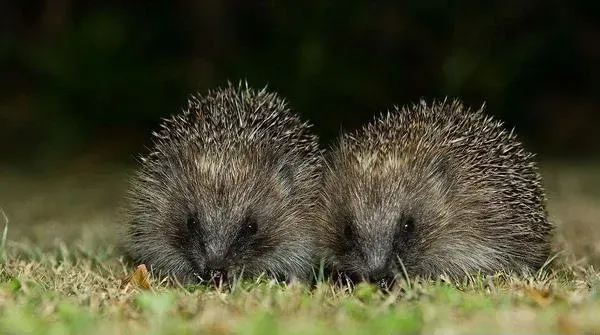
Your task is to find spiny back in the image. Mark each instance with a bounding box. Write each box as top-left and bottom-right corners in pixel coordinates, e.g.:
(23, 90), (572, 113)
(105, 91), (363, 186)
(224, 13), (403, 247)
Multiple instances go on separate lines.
(147, 81), (321, 168)
(344, 99), (535, 174)
(339, 99), (548, 231)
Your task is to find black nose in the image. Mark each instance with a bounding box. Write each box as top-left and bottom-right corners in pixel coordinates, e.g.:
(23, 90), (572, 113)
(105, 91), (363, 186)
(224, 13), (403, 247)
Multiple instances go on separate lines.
(207, 268), (228, 286)
(368, 274), (395, 290)
(374, 277), (392, 290)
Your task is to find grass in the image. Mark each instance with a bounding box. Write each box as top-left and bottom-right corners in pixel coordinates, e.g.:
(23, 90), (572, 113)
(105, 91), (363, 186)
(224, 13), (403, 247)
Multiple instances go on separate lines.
(0, 162), (599, 334)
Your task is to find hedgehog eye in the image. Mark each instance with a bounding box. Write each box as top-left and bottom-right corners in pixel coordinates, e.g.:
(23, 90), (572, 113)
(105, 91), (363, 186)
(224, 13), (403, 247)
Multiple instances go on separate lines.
(241, 216), (258, 236)
(398, 215), (415, 235)
(186, 215), (200, 231)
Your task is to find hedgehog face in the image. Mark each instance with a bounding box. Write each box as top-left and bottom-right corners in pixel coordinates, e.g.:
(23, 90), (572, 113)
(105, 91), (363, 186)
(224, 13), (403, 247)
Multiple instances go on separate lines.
(333, 209), (418, 290)
(177, 204), (276, 286)
(175, 161), (314, 285)
(126, 154), (316, 286)
(319, 153), (452, 289)
(321, 186), (430, 289)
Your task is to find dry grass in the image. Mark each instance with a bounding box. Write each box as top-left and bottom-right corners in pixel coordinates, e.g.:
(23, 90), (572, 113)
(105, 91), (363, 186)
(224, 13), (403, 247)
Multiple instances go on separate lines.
(0, 161), (599, 334)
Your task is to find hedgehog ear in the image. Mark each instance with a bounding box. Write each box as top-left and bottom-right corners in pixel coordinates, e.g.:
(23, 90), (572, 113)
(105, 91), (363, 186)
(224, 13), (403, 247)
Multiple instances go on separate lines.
(274, 162), (296, 196)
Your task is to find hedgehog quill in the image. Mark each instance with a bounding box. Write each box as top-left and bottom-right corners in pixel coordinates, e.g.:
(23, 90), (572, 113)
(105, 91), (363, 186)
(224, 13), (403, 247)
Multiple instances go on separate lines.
(122, 82), (323, 286)
(317, 99), (553, 289)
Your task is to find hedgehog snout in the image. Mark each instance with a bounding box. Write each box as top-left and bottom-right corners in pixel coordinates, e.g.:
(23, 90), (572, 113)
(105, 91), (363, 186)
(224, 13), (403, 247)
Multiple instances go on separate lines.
(364, 265), (396, 290)
(370, 274), (395, 291)
(202, 254), (230, 286)
(204, 241), (230, 269)
(206, 268), (228, 286)
(360, 244), (397, 289)
(205, 252), (228, 271)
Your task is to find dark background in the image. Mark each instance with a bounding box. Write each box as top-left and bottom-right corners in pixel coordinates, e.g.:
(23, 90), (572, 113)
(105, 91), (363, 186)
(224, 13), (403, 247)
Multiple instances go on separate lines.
(1, 1), (599, 172)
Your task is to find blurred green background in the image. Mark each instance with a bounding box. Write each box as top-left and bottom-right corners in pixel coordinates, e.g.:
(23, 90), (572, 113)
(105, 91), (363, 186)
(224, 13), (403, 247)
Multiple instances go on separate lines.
(1, 1), (599, 171)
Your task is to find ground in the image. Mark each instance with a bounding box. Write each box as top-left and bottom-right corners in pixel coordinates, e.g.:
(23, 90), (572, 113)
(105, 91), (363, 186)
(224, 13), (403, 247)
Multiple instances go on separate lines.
(0, 162), (599, 335)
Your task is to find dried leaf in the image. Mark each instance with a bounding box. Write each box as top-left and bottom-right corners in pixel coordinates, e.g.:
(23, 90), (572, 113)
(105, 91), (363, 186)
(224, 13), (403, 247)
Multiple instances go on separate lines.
(120, 264), (151, 290)
(557, 314), (579, 335)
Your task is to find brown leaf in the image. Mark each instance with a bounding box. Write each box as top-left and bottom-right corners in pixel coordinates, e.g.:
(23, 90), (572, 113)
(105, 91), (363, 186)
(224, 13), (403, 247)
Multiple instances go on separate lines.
(557, 314), (579, 335)
(120, 264), (151, 290)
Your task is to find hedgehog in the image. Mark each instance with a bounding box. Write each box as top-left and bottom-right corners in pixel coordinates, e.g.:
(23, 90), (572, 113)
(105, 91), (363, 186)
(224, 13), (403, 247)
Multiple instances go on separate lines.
(316, 99), (553, 289)
(121, 81), (323, 286)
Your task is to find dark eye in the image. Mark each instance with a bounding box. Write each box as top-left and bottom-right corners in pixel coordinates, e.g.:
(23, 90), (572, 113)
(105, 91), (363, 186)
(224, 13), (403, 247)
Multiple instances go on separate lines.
(398, 215), (415, 235)
(186, 214), (199, 231)
(241, 216), (258, 236)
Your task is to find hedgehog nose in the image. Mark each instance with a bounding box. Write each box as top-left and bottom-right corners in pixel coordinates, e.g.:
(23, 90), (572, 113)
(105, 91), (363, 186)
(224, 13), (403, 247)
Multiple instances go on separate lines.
(205, 250), (227, 272)
(372, 276), (393, 290)
(207, 268), (228, 286)
(368, 271), (395, 290)
(205, 254), (228, 286)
